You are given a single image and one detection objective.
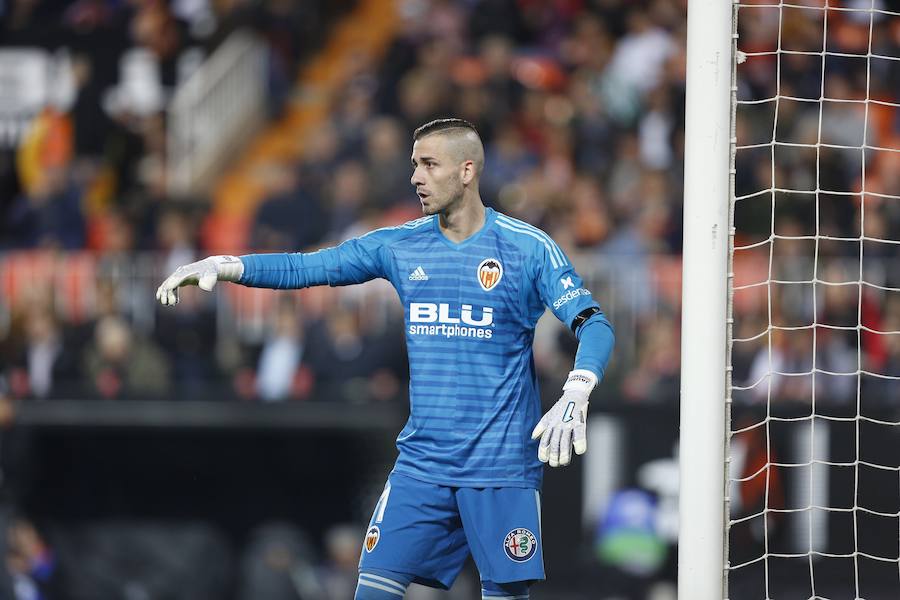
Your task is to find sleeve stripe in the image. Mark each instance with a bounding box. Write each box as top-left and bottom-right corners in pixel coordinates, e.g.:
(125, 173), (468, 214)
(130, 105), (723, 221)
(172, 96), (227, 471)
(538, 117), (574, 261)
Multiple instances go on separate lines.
(357, 579), (405, 597)
(495, 215), (567, 267)
(359, 573), (407, 593)
(495, 220), (562, 269)
(496, 214), (566, 264)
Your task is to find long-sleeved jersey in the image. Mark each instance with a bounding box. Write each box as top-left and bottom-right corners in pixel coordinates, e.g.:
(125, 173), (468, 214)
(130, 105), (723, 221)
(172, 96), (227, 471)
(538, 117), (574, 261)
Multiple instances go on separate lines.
(239, 207), (614, 488)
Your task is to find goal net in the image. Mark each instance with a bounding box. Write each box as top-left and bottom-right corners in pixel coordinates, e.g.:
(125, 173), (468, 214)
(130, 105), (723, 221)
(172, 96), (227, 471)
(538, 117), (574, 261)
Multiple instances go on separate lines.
(727, 1), (900, 599)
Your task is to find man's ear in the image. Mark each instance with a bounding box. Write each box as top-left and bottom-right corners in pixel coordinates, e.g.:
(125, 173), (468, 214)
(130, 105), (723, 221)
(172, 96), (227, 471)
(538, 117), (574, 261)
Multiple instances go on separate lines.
(461, 160), (475, 185)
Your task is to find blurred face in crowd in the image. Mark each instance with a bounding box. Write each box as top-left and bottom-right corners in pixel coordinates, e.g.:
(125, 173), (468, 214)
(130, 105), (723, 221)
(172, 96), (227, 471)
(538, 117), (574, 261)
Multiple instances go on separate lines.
(366, 117), (404, 161)
(410, 131), (482, 215)
(96, 316), (132, 364)
(25, 306), (57, 345)
(333, 161), (368, 207)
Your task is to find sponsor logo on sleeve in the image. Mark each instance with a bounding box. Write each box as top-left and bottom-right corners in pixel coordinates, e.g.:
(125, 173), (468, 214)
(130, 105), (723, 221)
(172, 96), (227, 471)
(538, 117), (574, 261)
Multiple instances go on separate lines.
(477, 258), (503, 291)
(552, 288), (591, 309)
(561, 276), (574, 289)
(503, 528), (538, 562)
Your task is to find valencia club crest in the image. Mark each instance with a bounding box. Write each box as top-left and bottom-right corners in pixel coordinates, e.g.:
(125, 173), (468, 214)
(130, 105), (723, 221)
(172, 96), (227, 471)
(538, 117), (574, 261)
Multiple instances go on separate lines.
(477, 258), (503, 291)
(364, 525), (380, 552)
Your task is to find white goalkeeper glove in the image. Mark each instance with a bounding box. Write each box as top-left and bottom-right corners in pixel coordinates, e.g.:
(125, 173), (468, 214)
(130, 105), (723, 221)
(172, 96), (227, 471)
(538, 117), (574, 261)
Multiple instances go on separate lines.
(155, 255), (244, 306)
(530, 369), (597, 467)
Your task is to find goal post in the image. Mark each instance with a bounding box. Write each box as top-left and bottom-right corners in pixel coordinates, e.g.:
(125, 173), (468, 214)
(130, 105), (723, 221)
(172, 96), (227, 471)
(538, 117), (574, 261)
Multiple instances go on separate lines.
(682, 1), (900, 598)
(678, 0), (734, 598)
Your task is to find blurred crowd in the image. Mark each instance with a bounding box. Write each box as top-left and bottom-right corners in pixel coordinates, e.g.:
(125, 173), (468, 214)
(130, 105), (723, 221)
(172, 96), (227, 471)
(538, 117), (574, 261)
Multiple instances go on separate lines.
(5, 517), (454, 600)
(1, 0), (899, 410)
(0, 1), (898, 599)
(729, 1), (900, 409)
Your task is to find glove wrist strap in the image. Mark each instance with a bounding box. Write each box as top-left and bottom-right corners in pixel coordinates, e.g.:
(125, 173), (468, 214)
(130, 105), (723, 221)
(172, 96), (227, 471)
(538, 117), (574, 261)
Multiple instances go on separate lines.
(563, 369), (597, 395)
(214, 255), (244, 282)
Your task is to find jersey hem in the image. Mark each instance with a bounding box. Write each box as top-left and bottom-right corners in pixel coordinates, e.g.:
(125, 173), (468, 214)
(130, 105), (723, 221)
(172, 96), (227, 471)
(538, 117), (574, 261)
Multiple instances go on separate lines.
(392, 466), (542, 490)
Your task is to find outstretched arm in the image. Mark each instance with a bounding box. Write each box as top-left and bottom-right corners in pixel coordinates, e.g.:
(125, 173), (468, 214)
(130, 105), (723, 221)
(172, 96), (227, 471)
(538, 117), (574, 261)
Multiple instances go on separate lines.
(156, 233), (392, 306)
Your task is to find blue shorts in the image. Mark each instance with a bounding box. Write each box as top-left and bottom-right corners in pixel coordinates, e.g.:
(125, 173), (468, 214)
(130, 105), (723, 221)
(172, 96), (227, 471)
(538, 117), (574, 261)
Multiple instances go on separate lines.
(358, 471), (545, 589)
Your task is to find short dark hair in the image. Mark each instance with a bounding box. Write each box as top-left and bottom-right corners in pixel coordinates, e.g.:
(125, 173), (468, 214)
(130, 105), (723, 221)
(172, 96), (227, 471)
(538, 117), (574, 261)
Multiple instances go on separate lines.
(413, 118), (480, 141)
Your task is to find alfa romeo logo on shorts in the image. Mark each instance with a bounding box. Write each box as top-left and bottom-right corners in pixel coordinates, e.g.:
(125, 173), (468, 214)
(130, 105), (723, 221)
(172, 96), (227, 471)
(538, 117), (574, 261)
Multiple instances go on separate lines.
(503, 528), (537, 562)
(364, 525), (380, 552)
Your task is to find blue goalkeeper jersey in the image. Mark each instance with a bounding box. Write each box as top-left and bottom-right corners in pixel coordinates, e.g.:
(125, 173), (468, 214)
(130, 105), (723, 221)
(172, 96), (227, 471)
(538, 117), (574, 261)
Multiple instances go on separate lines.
(240, 207), (611, 488)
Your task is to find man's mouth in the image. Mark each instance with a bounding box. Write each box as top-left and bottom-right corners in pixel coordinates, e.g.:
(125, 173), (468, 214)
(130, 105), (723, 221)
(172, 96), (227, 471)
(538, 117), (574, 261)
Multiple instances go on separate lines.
(417, 190), (430, 200)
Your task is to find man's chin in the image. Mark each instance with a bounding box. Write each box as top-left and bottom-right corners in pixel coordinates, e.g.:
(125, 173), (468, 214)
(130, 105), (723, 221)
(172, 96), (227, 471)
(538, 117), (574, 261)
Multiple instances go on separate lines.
(421, 202), (439, 215)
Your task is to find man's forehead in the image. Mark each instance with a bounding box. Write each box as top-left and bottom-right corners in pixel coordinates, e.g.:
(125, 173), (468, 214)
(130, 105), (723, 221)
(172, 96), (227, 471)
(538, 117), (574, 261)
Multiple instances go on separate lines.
(411, 135), (449, 159)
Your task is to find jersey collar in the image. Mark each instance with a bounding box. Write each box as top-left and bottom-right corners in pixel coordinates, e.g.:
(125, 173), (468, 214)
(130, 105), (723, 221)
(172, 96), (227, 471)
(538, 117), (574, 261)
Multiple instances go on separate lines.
(433, 207), (497, 250)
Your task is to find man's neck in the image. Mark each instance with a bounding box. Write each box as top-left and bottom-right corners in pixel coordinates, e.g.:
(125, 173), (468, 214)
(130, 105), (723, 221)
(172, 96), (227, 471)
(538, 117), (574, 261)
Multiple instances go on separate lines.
(438, 196), (486, 243)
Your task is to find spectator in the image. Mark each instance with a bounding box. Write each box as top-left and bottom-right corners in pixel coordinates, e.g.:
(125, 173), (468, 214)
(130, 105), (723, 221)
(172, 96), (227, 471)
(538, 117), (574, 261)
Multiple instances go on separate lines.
(237, 523), (323, 600)
(319, 524), (362, 600)
(83, 315), (171, 400)
(480, 122), (539, 205)
(255, 298), (307, 402)
(3, 303), (78, 401)
(324, 160), (371, 241)
(603, 9), (676, 123)
(153, 287), (218, 398)
(620, 314), (680, 404)
(6, 518), (59, 600)
(364, 116), (418, 210)
(302, 300), (405, 404)
(5, 161), (84, 251)
(251, 162), (325, 253)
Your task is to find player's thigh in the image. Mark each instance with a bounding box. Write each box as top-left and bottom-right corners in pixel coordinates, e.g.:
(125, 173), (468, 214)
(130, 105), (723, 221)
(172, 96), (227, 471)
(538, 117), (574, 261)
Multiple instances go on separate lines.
(359, 472), (470, 589)
(456, 486), (545, 584)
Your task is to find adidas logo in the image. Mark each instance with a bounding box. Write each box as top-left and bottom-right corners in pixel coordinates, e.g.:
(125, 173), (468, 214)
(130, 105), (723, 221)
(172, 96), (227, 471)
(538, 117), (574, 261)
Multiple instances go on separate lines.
(409, 266), (429, 281)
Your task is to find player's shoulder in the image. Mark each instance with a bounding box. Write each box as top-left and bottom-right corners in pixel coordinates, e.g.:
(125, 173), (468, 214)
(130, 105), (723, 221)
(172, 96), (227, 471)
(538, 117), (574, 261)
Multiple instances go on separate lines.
(492, 211), (567, 266)
(492, 211), (554, 244)
(358, 215), (436, 244)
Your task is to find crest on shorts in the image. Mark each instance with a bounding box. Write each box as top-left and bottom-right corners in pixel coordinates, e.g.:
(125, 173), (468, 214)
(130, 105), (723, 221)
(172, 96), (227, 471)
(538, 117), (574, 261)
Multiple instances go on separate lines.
(503, 528), (537, 562)
(477, 258), (503, 291)
(364, 525), (380, 553)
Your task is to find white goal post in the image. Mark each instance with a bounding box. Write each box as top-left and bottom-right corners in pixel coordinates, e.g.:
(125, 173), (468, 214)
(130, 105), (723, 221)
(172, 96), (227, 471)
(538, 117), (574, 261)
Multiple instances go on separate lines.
(680, 1), (900, 599)
(678, 0), (733, 598)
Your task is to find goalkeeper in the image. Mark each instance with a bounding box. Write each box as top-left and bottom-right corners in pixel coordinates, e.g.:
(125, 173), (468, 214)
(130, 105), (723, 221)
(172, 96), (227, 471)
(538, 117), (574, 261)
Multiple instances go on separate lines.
(157, 119), (614, 599)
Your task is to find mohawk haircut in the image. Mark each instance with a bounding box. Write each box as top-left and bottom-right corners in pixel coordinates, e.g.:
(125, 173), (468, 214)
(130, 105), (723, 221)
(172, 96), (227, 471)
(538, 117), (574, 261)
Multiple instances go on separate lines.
(413, 118), (481, 141)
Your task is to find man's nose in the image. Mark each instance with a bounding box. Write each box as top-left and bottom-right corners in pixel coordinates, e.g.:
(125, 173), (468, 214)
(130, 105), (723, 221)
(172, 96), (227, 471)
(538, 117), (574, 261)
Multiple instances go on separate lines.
(411, 167), (423, 186)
